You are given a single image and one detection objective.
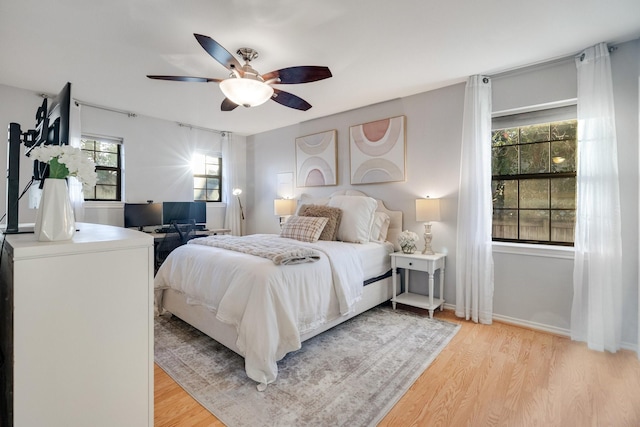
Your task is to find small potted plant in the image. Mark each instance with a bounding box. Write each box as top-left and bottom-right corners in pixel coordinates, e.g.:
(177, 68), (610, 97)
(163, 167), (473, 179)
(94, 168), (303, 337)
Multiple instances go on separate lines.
(397, 230), (419, 254)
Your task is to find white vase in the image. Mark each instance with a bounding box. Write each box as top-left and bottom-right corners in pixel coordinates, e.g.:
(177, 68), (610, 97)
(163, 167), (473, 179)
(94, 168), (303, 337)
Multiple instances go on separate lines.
(34, 178), (76, 241)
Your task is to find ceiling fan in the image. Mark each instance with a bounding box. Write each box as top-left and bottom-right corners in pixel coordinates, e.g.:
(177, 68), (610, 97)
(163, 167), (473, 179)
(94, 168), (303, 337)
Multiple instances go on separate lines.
(147, 34), (332, 111)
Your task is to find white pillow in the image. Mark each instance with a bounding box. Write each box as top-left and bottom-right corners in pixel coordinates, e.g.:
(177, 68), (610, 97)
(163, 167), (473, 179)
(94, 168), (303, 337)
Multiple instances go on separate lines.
(370, 211), (391, 242)
(328, 195), (378, 243)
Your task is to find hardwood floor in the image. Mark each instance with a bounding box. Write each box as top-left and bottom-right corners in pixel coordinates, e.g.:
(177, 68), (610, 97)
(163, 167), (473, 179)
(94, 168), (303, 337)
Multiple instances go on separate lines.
(154, 308), (640, 426)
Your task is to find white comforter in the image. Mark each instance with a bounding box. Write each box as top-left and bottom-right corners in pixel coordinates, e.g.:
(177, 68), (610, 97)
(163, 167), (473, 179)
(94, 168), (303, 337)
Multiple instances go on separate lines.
(154, 234), (364, 386)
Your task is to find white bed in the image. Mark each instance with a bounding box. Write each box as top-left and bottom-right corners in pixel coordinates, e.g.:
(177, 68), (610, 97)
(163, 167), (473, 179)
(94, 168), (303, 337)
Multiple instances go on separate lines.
(154, 190), (402, 390)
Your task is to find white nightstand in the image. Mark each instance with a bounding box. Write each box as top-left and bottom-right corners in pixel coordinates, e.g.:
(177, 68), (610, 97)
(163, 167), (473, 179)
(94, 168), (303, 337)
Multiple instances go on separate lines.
(390, 252), (446, 318)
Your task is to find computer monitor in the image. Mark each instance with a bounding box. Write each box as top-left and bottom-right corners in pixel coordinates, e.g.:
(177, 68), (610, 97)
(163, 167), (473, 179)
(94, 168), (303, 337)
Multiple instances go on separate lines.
(190, 201), (206, 225)
(162, 202), (191, 225)
(124, 203), (162, 231)
(162, 201), (207, 226)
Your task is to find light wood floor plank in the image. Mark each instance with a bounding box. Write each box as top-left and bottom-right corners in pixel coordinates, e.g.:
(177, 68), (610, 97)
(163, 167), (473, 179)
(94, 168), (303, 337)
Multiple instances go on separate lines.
(155, 307), (640, 427)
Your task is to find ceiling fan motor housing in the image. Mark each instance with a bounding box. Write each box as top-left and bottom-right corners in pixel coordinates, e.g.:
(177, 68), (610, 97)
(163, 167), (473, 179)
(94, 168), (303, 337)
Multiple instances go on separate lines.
(237, 47), (258, 63)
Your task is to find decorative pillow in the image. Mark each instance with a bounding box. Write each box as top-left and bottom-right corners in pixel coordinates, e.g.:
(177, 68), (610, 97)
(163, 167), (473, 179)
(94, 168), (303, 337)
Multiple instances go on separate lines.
(328, 195), (378, 243)
(279, 216), (329, 243)
(298, 204), (343, 241)
(294, 195), (330, 215)
(370, 211), (391, 242)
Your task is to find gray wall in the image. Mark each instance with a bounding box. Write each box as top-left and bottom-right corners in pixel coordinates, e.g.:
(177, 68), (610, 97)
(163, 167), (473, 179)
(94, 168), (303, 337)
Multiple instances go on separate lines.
(246, 39), (639, 348)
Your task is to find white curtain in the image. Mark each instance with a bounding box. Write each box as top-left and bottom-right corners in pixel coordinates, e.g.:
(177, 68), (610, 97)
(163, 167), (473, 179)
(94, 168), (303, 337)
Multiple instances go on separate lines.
(571, 43), (623, 352)
(456, 75), (494, 324)
(222, 132), (243, 236)
(68, 100), (85, 222)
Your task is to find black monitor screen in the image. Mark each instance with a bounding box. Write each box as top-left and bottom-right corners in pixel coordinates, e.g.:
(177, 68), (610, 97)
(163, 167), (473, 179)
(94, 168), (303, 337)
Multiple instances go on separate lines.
(163, 202), (191, 225)
(124, 203), (162, 230)
(162, 201), (207, 225)
(190, 201), (206, 224)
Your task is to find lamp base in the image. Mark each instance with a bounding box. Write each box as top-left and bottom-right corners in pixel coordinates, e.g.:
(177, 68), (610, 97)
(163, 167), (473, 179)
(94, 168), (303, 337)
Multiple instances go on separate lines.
(279, 216), (290, 228)
(422, 222), (435, 255)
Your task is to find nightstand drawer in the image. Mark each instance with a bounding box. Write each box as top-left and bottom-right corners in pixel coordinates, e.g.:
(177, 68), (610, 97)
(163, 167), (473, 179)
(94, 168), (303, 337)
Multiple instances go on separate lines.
(394, 256), (431, 271)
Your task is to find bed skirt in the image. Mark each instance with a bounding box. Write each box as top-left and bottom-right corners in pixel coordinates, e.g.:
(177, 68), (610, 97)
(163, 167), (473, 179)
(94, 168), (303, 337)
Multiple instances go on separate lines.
(159, 275), (395, 357)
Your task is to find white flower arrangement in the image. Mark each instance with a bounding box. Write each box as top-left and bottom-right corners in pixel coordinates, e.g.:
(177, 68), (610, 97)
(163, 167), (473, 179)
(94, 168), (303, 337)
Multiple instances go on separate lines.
(398, 230), (419, 253)
(30, 145), (97, 188)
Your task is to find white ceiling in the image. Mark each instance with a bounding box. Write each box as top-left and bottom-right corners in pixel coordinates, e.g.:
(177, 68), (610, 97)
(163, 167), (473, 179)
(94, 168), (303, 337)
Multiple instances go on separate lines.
(1, 0), (639, 136)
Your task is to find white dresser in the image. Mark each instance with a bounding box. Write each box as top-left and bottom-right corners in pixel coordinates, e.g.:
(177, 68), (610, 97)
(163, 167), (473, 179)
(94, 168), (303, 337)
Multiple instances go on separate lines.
(0, 223), (154, 427)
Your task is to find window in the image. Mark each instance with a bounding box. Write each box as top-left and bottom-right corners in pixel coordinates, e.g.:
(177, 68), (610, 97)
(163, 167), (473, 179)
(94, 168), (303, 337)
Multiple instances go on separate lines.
(193, 153), (221, 202)
(81, 137), (122, 201)
(491, 109), (577, 245)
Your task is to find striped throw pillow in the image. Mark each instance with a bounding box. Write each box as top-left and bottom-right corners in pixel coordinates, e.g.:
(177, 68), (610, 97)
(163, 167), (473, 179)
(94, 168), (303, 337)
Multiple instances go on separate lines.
(280, 216), (329, 243)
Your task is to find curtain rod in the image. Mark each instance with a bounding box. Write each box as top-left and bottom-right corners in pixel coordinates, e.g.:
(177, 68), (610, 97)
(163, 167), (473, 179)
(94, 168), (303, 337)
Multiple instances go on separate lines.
(177, 122), (228, 136)
(36, 93), (137, 118)
(56, 96), (228, 135)
(73, 99), (138, 118)
(488, 44), (618, 80)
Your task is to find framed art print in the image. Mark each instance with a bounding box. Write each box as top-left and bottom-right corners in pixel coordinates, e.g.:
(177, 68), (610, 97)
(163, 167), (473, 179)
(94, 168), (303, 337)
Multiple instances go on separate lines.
(349, 115), (406, 184)
(276, 172), (294, 199)
(295, 130), (337, 187)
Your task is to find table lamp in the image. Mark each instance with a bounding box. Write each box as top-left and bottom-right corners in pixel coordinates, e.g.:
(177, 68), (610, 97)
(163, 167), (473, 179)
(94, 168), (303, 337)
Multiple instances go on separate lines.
(274, 198), (296, 227)
(415, 197), (441, 255)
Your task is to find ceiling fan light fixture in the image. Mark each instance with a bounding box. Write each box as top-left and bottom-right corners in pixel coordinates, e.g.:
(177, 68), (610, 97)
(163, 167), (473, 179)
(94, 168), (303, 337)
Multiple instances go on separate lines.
(219, 77), (274, 108)
(149, 35), (331, 111)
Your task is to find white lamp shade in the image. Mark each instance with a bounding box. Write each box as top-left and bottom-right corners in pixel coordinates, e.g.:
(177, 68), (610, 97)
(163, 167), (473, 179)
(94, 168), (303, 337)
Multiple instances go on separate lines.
(219, 78), (274, 108)
(416, 198), (441, 222)
(274, 199), (296, 216)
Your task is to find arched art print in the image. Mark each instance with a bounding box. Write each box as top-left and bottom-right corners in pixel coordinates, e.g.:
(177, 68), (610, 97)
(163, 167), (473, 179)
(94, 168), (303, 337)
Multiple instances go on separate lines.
(295, 130), (337, 187)
(350, 116), (406, 184)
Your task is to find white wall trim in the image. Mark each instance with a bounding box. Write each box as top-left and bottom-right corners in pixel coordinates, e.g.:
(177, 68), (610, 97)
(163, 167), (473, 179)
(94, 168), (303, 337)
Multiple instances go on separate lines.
(83, 201), (226, 207)
(492, 312), (570, 336)
(492, 241), (575, 259)
(444, 302), (570, 336)
(492, 98), (577, 117)
(444, 303), (638, 353)
(624, 342), (640, 353)
(83, 201), (124, 209)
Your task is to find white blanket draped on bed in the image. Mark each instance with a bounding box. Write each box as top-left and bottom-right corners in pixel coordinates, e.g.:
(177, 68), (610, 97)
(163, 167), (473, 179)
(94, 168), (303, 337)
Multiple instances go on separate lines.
(189, 234), (322, 265)
(154, 234), (364, 386)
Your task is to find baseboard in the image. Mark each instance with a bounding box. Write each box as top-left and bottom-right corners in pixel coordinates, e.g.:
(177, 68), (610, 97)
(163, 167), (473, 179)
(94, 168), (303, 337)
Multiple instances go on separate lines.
(442, 303), (570, 336)
(443, 303), (639, 354)
(491, 313), (571, 337)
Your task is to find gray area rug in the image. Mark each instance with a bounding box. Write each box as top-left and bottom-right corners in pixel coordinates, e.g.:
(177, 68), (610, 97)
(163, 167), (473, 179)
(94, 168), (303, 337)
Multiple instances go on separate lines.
(155, 305), (460, 427)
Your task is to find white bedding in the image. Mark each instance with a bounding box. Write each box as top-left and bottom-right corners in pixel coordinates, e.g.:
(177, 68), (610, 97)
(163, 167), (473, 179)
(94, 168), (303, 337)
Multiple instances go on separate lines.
(358, 241), (394, 278)
(154, 234), (391, 386)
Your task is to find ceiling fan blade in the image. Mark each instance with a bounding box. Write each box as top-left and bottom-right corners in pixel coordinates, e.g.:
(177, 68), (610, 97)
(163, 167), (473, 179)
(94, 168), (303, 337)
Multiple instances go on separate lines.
(194, 34), (243, 74)
(147, 75), (222, 83)
(221, 98), (239, 111)
(271, 88), (312, 111)
(262, 66), (332, 84)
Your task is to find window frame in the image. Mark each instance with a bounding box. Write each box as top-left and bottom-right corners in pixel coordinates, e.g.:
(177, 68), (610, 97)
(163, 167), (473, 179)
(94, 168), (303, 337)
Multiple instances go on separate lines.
(491, 107), (577, 247)
(81, 135), (123, 202)
(193, 152), (222, 203)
